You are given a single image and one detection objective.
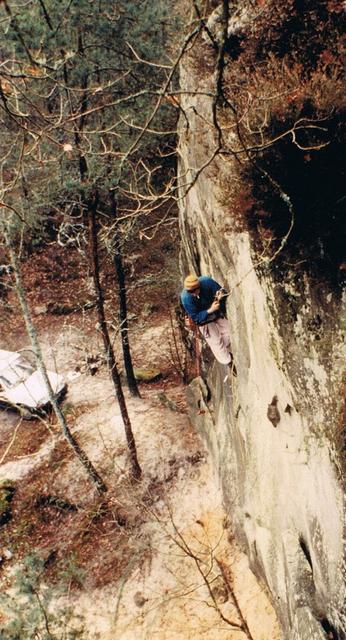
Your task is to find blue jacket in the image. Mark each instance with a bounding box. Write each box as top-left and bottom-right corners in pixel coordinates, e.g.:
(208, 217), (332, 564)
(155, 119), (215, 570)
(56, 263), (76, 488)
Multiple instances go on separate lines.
(180, 276), (225, 325)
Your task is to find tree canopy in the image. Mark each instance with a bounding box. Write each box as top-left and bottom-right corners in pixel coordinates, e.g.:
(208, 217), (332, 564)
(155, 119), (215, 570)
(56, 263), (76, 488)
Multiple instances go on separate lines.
(0, 0), (180, 243)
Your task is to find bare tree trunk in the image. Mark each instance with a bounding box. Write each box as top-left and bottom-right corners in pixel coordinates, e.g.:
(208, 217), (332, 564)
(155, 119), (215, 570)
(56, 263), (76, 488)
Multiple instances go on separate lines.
(63, 33), (140, 478)
(5, 230), (107, 495)
(88, 194), (142, 481)
(110, 193), (140, 398)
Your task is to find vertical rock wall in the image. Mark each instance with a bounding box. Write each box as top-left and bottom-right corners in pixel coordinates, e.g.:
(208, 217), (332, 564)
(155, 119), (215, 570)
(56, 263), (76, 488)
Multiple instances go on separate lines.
(178, 50), (345, 640)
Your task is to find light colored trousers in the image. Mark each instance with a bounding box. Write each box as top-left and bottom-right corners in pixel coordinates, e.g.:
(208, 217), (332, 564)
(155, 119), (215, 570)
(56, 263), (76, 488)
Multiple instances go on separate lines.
(199, 317), (231, 365)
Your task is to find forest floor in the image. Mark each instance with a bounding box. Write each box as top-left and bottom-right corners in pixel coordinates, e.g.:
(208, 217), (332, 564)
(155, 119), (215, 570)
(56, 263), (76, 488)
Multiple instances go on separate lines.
(0, 226), (282, 639)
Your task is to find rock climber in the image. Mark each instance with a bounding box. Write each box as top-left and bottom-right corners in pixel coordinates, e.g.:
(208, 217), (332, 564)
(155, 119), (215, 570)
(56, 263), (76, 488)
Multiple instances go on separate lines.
(181, 274), (234, 368)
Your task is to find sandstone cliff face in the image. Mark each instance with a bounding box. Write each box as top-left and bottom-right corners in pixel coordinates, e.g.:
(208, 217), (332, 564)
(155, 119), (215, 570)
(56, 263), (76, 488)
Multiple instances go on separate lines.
(178, 43), (345, 640)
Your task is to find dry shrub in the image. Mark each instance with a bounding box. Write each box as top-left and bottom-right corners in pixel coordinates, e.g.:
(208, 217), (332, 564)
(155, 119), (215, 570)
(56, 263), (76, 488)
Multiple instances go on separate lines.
(237, 0), (344, 69)
(187, 1), (344, 144)
(206, 0), (345, 275)
(224, 55), (344, 138)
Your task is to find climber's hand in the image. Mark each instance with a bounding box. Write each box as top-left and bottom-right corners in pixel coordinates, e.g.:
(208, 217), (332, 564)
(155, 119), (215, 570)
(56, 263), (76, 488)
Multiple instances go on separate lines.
(208, 300), (220, 314)
(215, 288), (227, 301)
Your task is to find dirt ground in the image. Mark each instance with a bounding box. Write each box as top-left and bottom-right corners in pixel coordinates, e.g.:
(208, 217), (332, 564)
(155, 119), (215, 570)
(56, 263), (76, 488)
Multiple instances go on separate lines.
(0, 236), (282, 639)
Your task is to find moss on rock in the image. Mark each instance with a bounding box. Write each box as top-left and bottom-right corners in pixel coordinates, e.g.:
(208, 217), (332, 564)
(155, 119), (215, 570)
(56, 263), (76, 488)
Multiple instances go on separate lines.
(133, 368), (162, 383)
(0, 479), (16, 526)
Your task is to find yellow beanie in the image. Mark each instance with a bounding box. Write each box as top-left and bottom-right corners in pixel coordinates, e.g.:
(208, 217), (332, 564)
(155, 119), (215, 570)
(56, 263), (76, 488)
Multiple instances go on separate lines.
(184, 274), (199, 290)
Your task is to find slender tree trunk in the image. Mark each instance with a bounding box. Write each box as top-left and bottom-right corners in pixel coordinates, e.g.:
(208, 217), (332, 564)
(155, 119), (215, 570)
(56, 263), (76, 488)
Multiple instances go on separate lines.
(63, 27), (141, 478)
(110, 193), (140, 398)
(88, 194), (142, 481)
(5, 230), (107, 495)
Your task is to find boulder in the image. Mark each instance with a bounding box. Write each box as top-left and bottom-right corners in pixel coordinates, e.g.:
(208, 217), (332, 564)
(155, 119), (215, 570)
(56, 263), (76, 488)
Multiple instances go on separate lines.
(133, 368), (162, 383)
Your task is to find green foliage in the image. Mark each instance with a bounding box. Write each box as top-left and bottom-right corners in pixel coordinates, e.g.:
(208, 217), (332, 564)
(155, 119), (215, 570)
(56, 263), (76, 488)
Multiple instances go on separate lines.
(57, 554), (86, 589)
(0, 554), (84, 639)
(0, 0), (181, 247)
(0, 480), (15, 526)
